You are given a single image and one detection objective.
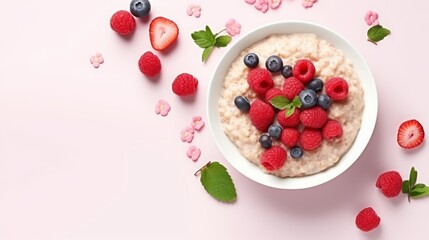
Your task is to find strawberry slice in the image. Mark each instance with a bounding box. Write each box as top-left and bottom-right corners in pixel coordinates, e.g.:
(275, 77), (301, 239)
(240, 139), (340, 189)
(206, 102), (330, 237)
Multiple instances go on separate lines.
(397, 119), (425, 149)
(149, 16), (179, 51)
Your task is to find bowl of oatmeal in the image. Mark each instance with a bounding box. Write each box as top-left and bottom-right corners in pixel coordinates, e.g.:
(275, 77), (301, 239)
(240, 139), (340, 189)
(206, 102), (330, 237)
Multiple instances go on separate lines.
(207, 21), (377, 189)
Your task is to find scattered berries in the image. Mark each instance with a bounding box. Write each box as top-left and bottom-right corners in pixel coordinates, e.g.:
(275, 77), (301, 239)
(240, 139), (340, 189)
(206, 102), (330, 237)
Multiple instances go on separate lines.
(149, 17), (179, 51)
(138, 51), (161, 77)
(292, 59), (316, 84)
(355, 207), (380, 232)
(397, 119), (425, 149)
(110, 10), (136, 35)
(260, 145), (287, 171)
(376, 171), (403, 198)
(277, 108), (301, 128)
(300, 106), (328, 129)
(265, 88), (283, 103)
(325, 77), (349, 101)
(280, 128), (299, 148)
(299, 128), (322, 151)
(172, 73), (198, 96)
(234, 96), (251, 112)
(130, 0), (151, 18)
(247, 68), (274, 95)
(283, 77), (305, 100)
(322, 119), (343, 140)
(249, 99), (275, 132)
(243, 53), (259, 68)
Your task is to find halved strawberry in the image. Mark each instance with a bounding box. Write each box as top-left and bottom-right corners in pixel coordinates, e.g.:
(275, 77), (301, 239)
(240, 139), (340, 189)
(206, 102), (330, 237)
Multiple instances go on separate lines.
(397, 119), (425, 149)
(149, 16), (179, 51)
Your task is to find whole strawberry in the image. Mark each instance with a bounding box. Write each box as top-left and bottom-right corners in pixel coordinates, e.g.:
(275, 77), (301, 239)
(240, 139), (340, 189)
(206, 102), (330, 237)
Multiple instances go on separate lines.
(376, 170), (402, 198)
(355, 207), (380, 232)
(172, 73), (198, 96)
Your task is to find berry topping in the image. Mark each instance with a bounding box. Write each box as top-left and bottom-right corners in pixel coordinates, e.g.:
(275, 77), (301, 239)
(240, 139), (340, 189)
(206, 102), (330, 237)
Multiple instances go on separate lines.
(149, 17), (179, 51)
(243, 53), (259, 68)
(264, 88), (283, 103)
(397, 119), (425, 149)
(268, 124), (282, 139)
(281, 65), (293, 78)
(355, 207), (381, 232)
(300, 106), (328, 129)
(299, 128), (323, 151)
(292, 59), (316, 84)
(376, 171), (403, 198)
(277, 108), (301, 128)
(322, 119), (343, 140)
(234, 96), (251, 112)
(290, 146), (304, 159)
(247, 68), (274, 95)
(259, 134), (272, 149)
(172, 73), (198, 96)
(260, 145), (287, 171)
(110, 10), (136, 35)
(138, 51), (161, 77)
(249, 99), (275, 132)
(265, 55), (283, 73)
(299, 89), (317, 109)
(325, 77), (349, 101)
(307, 78), (324, 92)
(283, 77), (305, 101)
(280, 127), (299, 148)
(130, 0), (151, 18)
(317, 94), (332, 109)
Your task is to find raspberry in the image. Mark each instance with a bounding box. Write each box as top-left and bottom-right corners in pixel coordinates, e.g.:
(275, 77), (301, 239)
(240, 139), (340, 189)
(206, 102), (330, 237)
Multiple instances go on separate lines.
(138, 51), (161, 77)
(277, 108), (300, 128)
(172, 73), (198, 96)
(264, 88), (283, 104)
(280, 128), (299, 147)
(282, 77), (305, 100)
(260, 145), (287, 171)
(299, 128), (322, 151)
(325, 77), (349, 101)
(292, 59), (316, 84)
(322, 119), (343, 140)
(110, 10), (136, 35)
(247, 68), (274, 95)
(355, 207), (381, 232)
(376, 171), (402, 198)
(300, 106), (328, 129)
(249, 99), (275, 132)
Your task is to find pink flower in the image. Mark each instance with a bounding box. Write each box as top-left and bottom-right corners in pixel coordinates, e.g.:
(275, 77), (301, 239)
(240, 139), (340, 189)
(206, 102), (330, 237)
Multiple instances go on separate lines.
(365, 11), (379, 26)
(181, 127), (195, 143)
(254, 0), (269, 13)
(186, 145), (201, 161)
(244, 0), (257, 4)
(225, 19), (241, 36)
(187, 4), (202, 18)
(90, 53), (104, 68)
(191, 116), (205, 131)
(301, 0), (317, 8)
(269, 0), (282, 9)
(155, 99), (171, 117)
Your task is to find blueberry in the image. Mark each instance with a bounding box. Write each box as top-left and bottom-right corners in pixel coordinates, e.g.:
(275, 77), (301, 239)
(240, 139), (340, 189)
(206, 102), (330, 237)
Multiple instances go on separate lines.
(290, 146), (304, 159)
(243, 53), (259, 68)
(318, 94), (332, 109)
(265, 56), (283, 73)
(299, 89), (317, 109)
(130, 0), (151, 18)
(281, 65), (293, 78)
(259, 134), (272, 149)
(234, 96), (251, 112)
(307, 78), (324, 92)
(268, 124), (282, 139)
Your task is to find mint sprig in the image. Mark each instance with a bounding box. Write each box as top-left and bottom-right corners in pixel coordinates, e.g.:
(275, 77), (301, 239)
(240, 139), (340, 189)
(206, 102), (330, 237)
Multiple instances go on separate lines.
(191, 26), (232, 62)
(367, 25), (391, 44)
(194, 161), (237, 203)
(402, 167), (429, 202)
(269, 96), (302, 117)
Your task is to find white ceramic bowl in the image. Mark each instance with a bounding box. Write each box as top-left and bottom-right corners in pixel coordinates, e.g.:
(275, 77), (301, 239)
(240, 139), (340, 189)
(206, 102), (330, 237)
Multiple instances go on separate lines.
(207, 21), (377, 189)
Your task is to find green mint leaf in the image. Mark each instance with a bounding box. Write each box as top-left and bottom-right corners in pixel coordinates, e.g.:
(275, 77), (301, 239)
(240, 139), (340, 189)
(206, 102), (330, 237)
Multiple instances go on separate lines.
(215, 35), (232, 47)
(285, 106), (295, 117)
(402, 180), (410, 194)
(410, 167), (418, 189)
(413, 183), (426, 189)
(202, 46), (214, 62)
(291, 96), (302, 108)
(410, 186), (429, 198)
(270, 96), (290, 110)
(191, 29), (215, 49)
(367, 25), (391, 43)
(205, 25), (214, 37)
(200, 162), (237, 203)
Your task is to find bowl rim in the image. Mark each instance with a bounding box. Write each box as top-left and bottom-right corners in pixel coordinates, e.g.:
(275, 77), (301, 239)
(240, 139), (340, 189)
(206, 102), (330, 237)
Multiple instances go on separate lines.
(206, 20), (378, 190)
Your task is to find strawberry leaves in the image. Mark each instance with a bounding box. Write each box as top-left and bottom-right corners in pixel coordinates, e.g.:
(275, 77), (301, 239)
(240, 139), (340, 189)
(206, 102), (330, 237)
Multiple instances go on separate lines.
(367, 25), (391, 44)
(402, 167), (429, 202)
(270, 96), (302, 117)
(191, 26), (232, 62)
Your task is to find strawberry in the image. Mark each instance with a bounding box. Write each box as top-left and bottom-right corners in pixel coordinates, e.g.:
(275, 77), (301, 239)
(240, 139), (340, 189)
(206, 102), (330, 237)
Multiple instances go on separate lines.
(149, 17), (179, 51)
(249, 99), (275, 132)
(260, 146), (287, 171)
(397, 119), (425, 149)
(172, 73), (198, 96)
(355, 207), (380, 232)
(376, 171), (402, 198)
(300, 106), (327, 129)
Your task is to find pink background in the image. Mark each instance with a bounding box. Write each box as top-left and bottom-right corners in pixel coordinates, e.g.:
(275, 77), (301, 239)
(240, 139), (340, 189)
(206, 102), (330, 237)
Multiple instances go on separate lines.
(1, 0), (428, 239)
